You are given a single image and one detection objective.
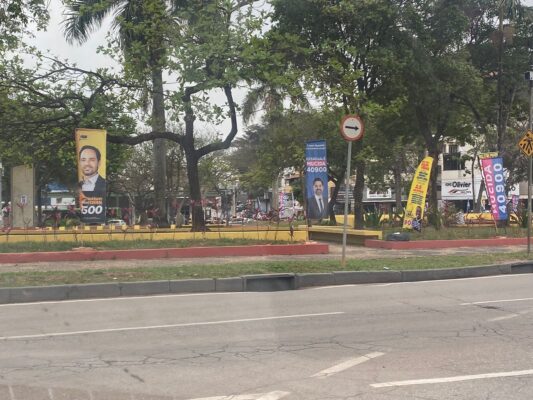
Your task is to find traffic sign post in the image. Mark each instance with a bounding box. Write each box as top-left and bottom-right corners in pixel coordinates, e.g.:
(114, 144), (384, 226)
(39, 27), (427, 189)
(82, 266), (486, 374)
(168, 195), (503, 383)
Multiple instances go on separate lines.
(340, 115), (365, 142)
(340, 115), (365, 267)
(521, 65), (533, 256)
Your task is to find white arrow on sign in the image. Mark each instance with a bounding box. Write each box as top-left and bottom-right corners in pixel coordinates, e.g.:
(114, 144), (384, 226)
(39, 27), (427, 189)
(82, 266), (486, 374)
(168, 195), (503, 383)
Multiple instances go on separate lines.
(340, 115), (365, 142)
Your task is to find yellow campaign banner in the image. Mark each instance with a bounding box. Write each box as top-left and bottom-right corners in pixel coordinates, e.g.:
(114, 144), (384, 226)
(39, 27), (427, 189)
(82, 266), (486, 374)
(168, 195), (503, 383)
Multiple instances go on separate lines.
(75, 128), (107, 224)
(402, 156), (433, 231)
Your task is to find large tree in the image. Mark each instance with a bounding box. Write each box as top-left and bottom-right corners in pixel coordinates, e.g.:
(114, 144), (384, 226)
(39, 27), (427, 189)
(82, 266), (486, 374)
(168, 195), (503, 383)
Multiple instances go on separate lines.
(268, 0), (406, 228)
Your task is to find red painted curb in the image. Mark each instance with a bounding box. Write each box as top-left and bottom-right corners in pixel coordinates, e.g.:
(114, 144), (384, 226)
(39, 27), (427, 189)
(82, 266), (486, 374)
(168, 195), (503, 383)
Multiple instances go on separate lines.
(365, 238), (529, 250)
(0, 243), (329, 264)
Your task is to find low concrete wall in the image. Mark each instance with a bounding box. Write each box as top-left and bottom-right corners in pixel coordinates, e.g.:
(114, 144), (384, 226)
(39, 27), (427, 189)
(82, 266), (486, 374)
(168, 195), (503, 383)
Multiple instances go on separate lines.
(365, 238), (530, 250)
(0, 230), (308, 243)
(308, 227), (381, 246)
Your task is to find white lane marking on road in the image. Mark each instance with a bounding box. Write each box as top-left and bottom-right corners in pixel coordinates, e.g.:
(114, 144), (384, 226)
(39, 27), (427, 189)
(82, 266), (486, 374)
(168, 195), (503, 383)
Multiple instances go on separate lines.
(311, 352), (385, 379)
(0, 312), (345, 340)
(374, 274), (523, 286)
(311, 284), (358, 290)
(187, 391), (290, 400)
(371, 369), (533, 388)
(0, 292), (247, 308)
(311, 274), (524, 290)
(256, 391), (291, 400)
(488, 309), (532, 322)
(488, 313), (520, 322)
(461, 297), (533, 305)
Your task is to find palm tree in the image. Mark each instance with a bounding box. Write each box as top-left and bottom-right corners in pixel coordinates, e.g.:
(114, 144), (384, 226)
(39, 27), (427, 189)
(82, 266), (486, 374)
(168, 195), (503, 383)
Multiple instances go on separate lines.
(63, 0), (184, 224)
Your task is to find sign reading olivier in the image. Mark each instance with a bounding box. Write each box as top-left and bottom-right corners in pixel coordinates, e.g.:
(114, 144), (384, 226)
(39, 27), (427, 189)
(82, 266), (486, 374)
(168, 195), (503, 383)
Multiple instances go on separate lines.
(76, 128), (107, 223)
(481, 157), (507, 221)
(306, 140), (328, 221)
(403, 156), (433, 232)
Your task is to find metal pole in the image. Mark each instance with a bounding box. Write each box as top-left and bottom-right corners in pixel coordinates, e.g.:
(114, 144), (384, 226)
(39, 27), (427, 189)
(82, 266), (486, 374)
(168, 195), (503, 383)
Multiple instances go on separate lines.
(527, 156), (532, 257)
(527, 65), (533, 258)
(341, 141), (352, 267)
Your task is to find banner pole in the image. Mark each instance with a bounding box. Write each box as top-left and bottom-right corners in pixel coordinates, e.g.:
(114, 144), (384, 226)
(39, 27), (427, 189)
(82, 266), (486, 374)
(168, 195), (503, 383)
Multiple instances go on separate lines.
(341, 141), (352, 267)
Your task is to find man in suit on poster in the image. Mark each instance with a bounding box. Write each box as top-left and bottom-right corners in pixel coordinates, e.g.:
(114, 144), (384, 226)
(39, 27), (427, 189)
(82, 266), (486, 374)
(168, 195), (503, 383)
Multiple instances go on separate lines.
(307, 177), (328, 220)
(78, 145), (106, 196)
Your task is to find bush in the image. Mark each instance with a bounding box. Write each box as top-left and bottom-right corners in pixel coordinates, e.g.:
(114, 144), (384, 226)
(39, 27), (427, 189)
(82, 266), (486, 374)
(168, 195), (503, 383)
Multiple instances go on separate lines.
(364, 211), (383, 228)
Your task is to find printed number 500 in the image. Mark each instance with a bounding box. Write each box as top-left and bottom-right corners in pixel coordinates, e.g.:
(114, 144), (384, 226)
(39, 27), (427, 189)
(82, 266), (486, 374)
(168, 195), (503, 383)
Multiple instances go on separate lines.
(81, 205), (103, 215)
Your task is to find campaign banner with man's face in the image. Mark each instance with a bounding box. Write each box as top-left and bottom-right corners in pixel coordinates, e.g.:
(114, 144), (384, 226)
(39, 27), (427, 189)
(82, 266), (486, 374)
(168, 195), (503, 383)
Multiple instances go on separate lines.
(305, 140), (328, 221)
(481, 157), (507, 221)
(75, 128), (107, 224)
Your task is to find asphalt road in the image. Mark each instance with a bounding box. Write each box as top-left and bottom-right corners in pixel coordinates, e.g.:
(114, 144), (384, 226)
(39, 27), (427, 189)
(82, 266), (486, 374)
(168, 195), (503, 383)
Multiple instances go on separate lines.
(1, 273), (533, 399)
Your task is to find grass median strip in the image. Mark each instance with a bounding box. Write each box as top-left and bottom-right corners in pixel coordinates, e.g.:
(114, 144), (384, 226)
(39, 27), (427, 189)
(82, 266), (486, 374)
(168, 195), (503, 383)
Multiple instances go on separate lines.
(0, 239), (294, 253)
(0, 252), (528, 288)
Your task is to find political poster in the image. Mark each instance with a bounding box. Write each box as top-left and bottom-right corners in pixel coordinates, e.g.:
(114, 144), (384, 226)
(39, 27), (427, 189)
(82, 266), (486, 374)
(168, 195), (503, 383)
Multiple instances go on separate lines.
(481, 157), (508, 221)
(305, 140), (328, 221)
(403, 156), (433, 231)
(75, 128), (107, 224)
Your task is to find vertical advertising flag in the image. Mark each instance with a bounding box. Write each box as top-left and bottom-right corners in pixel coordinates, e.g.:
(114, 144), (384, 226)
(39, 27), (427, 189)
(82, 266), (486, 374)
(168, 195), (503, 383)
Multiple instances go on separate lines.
(481, 157), (508, 221)
(305, 140), (328, 221)
(403, 156), (433, 231)
(75, 128), (107, 224)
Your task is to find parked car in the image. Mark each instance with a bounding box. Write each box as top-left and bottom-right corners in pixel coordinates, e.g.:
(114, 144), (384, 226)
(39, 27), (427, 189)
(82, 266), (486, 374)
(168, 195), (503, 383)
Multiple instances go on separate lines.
(107, 219), (127, 227)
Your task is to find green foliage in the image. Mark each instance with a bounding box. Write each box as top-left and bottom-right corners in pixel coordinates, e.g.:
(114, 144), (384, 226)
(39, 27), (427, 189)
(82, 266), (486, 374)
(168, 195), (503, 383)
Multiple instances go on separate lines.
(364, 210), (383, 229)
(0, 0), (49, 49)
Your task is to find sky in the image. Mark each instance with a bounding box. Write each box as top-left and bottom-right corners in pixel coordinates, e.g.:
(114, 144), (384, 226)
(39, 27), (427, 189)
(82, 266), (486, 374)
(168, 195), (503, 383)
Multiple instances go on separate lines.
(30, 0), (533, 70)
(31, 0), (112, 70)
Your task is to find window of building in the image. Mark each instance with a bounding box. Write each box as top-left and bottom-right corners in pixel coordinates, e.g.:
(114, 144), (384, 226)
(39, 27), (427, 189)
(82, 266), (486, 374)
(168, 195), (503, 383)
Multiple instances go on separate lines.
(443, 152), (465, 170)
(447, 144), (458, 154)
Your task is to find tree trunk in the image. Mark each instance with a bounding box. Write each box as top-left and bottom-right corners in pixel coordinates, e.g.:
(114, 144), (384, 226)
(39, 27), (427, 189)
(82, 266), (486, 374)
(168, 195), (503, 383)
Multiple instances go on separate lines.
(151, 67), (167, 225)
(393, 164), (403, 213)
(186, 150), (206, 231)
(353, 159), (366, 229)
(36, 183), (42, 227)
(328, 172), (344, 224)
(428, 148), (440, 229)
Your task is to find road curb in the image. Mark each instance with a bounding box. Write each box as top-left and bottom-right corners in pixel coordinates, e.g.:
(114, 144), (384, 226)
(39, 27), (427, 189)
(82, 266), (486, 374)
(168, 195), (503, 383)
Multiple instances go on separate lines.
(0, 243), (329, 264)
(1, 262), (532, 304)
(365, 237), (531, 250)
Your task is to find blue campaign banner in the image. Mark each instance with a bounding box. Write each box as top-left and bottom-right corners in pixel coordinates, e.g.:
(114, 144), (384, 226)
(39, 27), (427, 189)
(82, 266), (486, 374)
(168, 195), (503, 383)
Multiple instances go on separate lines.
(481, 157), (508, 221)
(305, 140), (328, 220)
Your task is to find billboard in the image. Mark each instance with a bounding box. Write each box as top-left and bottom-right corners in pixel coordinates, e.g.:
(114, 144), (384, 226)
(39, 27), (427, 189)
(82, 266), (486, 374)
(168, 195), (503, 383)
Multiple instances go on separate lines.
(305, 140), (328, 221)
(403, 156), (433, 231)
(481, 157), (507, 221)
(75, 128), (107, 224)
